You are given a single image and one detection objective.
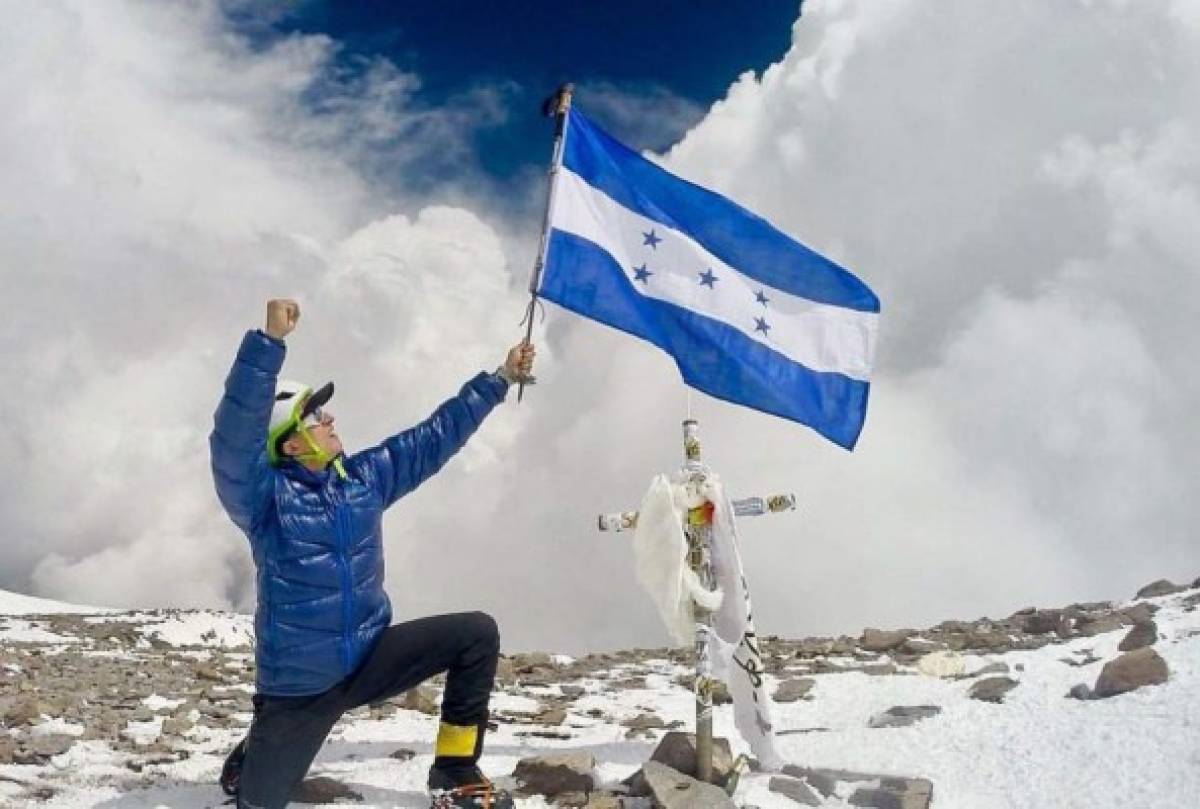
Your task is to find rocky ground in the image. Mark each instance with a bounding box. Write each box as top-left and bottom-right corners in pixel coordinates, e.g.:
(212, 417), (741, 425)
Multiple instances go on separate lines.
(1, 576), (1198, 808)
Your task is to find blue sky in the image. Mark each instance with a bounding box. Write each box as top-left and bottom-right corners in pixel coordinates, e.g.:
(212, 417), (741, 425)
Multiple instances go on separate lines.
(232, 1), (799, 183)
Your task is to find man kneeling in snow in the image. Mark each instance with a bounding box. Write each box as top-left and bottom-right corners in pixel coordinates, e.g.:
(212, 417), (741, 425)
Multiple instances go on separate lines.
(209, 298), (534, 809)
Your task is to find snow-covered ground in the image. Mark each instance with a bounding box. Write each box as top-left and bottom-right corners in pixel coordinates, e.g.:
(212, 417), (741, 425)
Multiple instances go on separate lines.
(2, 586), (1197, 808)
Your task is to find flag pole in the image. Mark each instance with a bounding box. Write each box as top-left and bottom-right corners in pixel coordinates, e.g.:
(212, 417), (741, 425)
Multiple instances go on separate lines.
(517, 82), (574, 402)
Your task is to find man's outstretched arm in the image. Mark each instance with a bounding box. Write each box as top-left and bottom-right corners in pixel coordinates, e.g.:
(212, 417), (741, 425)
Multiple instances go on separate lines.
(209, 300), (298, 536)
(362, 340), (536, 508)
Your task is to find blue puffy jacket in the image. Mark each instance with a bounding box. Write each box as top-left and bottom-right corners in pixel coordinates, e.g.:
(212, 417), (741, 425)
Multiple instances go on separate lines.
(209, 329), (509, 696)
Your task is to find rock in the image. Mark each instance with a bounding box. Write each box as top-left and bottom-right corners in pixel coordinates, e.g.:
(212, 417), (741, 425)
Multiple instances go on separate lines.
(1076, 614), (1126, 637)
(513, 752), (596, 797)
(769, 775), (822, 806)
(535, 707), (568, 726)
(1, 696), (43, 726)
(650, 731), (733, 783)
(861, 628), (910, 653)
(1135, 579), (1185, 599)
(582, 795), (622, 809)
(968, 677), (1018, 703)
(560, 684), (586, 699)
(970, 662), (1010, 677)
(781, 766), (837, 798)
(513, 652), (555, 672)
(160, 717), (192, 736)
(195, 664), (224, 682)
(399, 686), (440, 716)
(900, 637), (942, 655)
(1020, 609), (1062, 635)
(782, 766), (932, 809)
(495, 656), (516, 684)
(849, 777), (935, 809)
(1120, 604), (1156, 624)
(963, 631), (1013, 651)
(622, 713), (665, 732)
(389, 747), (416, 761)
(553, 791), (590, 807)
(773, 678), (815, 703)
(1118, 621), (1157, 652)
(1193, 575), (1200, 589)
(1066, 684), (1093, 700)
(0, 734), (15, 765)
(291, 776), (362, 803)
(1094, 648), (1169, 698)
(868, 705), (941, 728)
(641, 761), (735, 809)
(30, 733), (75, 758)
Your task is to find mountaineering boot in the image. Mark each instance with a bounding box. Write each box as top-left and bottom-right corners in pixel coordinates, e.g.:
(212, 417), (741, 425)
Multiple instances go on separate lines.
(428, 765), (515, 809)
(220, 735), (248, 796)
(427, 720), (513, 809)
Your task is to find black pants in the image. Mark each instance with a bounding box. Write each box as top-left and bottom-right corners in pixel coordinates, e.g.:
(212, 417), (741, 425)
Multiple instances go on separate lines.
(236, 611), (500, 809)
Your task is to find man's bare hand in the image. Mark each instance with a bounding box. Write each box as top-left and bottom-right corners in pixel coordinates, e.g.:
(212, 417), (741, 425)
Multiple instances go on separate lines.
(266, 299), (300, 340)
(503, 340), (536, 384)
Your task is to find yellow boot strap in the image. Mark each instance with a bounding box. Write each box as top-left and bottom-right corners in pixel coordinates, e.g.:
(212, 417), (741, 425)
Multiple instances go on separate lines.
(435, 721), (478, 758)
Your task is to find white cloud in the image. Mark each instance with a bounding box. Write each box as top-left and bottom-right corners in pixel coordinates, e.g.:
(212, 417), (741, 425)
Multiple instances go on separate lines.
(2, 0), (1198, 654)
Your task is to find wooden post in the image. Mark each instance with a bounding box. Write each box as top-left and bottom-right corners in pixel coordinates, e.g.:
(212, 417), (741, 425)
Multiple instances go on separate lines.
(681, 418), (716, 783)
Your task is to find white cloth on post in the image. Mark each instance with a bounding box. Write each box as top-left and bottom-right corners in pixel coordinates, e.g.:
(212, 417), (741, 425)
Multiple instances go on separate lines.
(631, 471), (782, 769)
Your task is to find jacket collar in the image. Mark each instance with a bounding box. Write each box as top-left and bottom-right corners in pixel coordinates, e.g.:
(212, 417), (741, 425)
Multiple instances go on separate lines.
(279, 454), (346, 488)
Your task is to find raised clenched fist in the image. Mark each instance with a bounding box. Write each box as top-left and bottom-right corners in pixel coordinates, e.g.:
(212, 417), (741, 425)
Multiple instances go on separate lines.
(265, 299), (300, 340)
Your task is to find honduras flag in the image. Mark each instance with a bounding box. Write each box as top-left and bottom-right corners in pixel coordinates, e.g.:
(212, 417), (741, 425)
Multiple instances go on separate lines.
(538, 110), (880, 450)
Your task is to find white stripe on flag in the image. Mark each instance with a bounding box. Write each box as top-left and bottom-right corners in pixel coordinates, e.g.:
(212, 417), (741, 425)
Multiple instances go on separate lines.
(549, 169), (878, 380)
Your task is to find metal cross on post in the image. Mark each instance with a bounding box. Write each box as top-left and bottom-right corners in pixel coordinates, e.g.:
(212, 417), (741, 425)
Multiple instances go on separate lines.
(597, 418), (795, 785)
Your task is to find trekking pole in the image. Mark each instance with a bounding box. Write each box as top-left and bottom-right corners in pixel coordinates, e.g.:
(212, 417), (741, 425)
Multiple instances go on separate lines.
(518, 83), (574, 402)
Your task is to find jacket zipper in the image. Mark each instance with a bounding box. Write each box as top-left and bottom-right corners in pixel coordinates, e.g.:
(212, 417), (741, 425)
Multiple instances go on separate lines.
(331, 485), (353, 674)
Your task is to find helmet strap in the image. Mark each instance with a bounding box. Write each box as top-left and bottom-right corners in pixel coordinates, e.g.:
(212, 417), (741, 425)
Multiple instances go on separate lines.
(294, 425), (348, 480)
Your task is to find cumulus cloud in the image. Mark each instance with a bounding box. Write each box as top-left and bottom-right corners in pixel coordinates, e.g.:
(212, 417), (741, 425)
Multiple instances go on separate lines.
(0, 0), (530, 612)
(2, 0), (1198, 653)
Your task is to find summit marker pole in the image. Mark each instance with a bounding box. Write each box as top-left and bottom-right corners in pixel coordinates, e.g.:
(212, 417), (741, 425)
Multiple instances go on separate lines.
(597, 418), (796, 782)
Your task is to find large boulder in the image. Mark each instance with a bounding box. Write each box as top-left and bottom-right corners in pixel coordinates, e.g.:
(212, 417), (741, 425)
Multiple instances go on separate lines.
(513, 752), (595, 798)
(641, 761), (735, 809)
(625, 732), (734, 793)
(650, 731), (733, 781)
(1094, 648), (1169, 698)
(1117, 621), (1157, 652)
(1135, 579), (1185, 599)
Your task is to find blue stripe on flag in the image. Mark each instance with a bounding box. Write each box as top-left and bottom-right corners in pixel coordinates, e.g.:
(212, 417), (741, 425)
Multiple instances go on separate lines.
(562, 111), (880, 314)
(541, 229), (871, 449)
